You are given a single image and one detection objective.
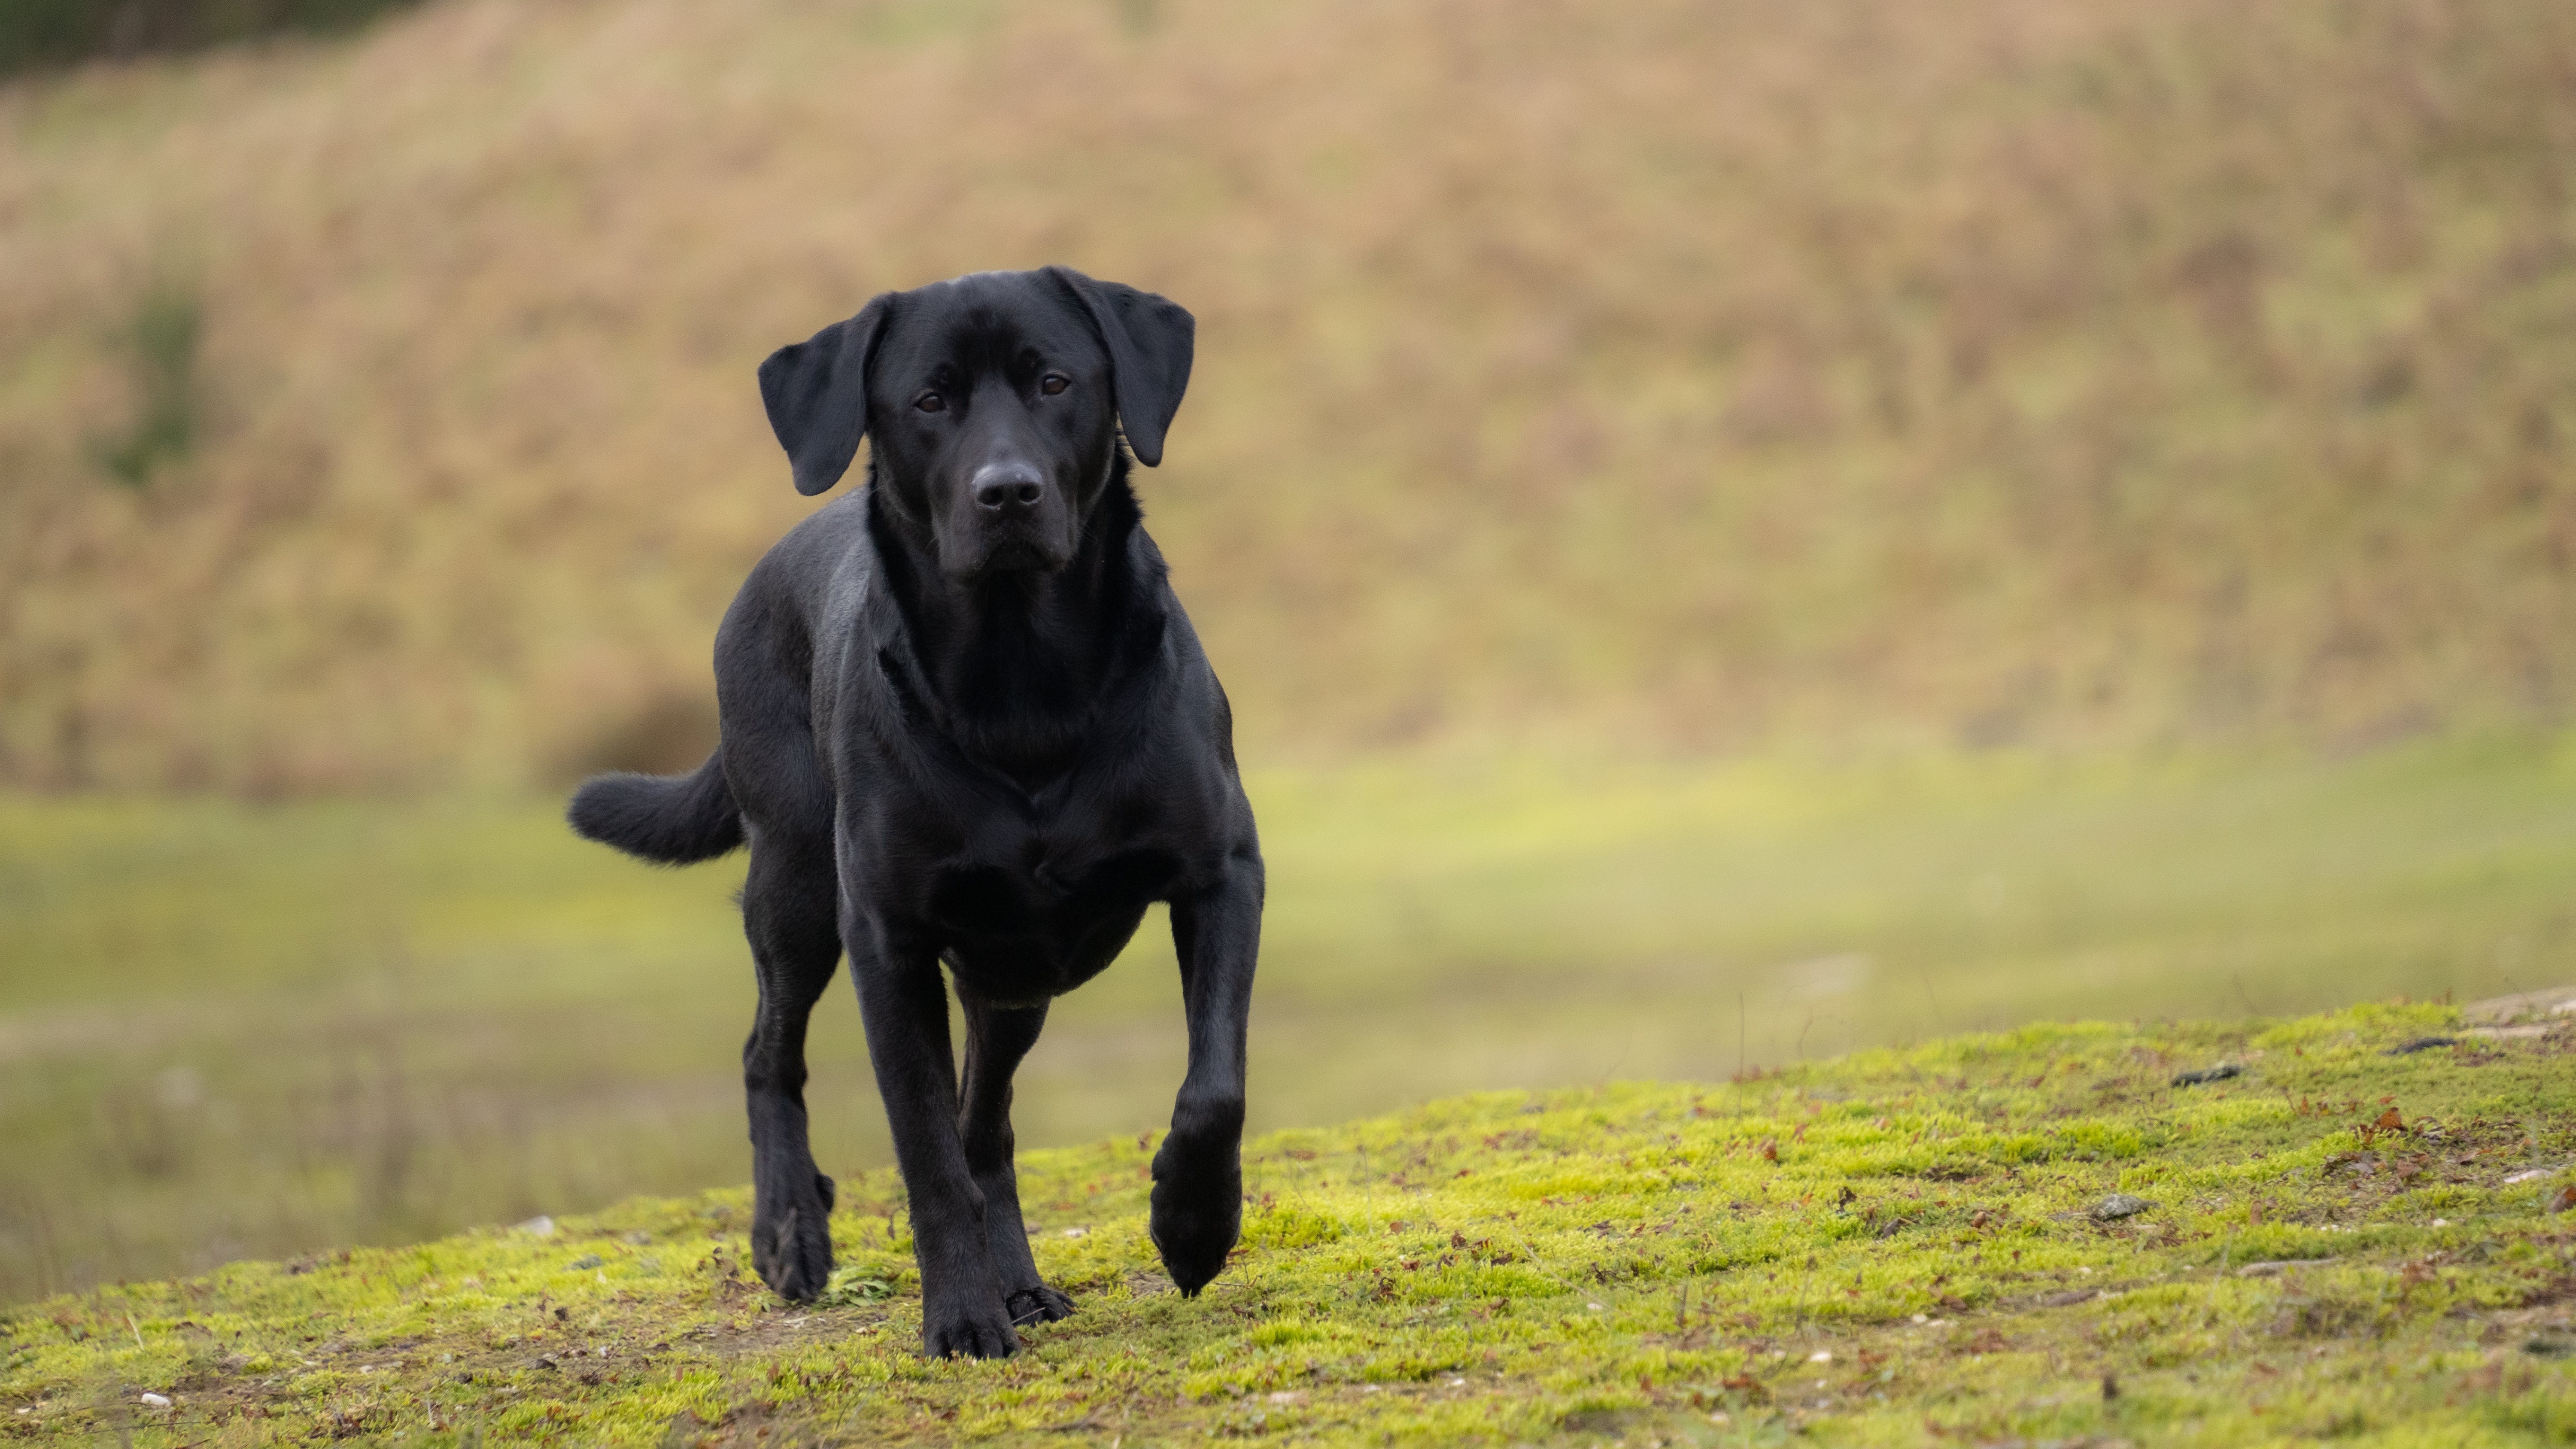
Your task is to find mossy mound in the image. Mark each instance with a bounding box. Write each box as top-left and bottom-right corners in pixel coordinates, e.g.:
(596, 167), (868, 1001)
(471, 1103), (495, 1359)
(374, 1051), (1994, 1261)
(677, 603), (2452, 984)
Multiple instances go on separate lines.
(5, 999), (2573, 1446)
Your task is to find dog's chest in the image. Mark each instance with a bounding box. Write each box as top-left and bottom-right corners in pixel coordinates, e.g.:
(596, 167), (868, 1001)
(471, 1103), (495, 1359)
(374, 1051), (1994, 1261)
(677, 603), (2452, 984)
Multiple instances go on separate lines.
(911, 826), (1177, 1003)
(930, 850), (1165, 926)
(847, 745), (1223, 991)
(916, 809), (1184, 942)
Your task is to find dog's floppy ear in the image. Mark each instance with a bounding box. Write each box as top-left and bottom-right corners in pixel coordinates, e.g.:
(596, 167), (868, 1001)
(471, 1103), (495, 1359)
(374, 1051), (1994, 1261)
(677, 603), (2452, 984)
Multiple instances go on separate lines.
(1044, 267), (1194, 467)
(758, 294), (894, 497)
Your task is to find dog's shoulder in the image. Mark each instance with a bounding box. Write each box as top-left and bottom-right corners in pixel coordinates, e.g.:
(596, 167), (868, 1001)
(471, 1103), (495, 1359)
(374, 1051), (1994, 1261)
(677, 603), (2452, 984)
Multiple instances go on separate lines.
(716, 491), (881, 682)
(759, 489), (876, 599)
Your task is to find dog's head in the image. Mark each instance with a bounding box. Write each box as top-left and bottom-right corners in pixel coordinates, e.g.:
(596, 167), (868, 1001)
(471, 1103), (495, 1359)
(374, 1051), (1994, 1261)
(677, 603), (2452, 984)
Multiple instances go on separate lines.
(756, 268), (1193, 581)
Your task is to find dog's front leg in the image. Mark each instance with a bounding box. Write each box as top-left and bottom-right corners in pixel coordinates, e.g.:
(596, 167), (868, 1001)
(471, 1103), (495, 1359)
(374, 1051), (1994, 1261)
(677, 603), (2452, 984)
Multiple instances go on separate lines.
(957, 994), (1076, 1326)
(848, 925), (1020, 1358)
(1151, 859), (1263, 1296)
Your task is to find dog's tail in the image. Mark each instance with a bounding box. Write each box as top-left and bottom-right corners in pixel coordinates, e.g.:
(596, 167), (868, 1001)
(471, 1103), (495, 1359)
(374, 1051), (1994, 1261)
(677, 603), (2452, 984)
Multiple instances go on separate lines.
(567, 752), (745, 865)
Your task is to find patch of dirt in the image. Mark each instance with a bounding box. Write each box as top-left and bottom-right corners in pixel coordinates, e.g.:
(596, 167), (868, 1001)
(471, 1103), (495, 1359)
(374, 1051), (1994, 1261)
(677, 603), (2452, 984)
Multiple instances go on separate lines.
(2461, 987), (2576, 1025)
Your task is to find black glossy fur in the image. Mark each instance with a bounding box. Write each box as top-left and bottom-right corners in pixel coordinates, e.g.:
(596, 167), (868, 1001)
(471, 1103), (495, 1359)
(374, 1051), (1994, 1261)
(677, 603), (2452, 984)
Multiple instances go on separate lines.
(568, 268), (1261, 1359)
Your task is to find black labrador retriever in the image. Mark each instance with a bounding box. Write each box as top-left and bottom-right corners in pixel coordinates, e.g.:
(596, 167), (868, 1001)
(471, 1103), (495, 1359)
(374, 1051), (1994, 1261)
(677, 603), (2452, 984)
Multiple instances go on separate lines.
(568, 268), (1261, 1359)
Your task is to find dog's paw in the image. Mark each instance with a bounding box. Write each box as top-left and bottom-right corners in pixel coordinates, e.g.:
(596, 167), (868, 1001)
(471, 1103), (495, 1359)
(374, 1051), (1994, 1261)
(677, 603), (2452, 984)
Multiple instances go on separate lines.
(1148, 1139), (1242, 1297)
(921, 1295), (1021, 1359)
(749, 1183), (835, 1303)
(1005, 1284), (1076, 1326)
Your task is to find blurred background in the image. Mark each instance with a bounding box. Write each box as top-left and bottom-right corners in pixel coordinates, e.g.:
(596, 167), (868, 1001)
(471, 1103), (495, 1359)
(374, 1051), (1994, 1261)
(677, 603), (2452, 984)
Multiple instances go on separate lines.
(3, 0), (2574, 1303)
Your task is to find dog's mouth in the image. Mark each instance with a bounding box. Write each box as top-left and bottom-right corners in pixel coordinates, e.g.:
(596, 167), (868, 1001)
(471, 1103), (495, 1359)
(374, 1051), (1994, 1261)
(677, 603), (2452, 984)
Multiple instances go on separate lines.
(943, 527), (1073, 580)
(978, 537), (1064, 574)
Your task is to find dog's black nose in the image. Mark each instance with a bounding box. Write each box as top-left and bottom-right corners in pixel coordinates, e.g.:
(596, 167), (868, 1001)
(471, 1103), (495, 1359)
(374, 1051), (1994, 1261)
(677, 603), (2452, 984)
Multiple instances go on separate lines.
(972, 465), (1045, 512)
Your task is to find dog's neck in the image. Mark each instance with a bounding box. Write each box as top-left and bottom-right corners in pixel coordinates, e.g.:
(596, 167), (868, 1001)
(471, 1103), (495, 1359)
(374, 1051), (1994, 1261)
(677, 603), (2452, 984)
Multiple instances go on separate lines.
(866, 460), (1160, 787)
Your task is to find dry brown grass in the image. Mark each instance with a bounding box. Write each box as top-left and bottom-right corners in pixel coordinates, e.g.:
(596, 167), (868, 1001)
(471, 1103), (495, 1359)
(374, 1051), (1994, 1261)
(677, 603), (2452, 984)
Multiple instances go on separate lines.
(3, 0), (2573, 790)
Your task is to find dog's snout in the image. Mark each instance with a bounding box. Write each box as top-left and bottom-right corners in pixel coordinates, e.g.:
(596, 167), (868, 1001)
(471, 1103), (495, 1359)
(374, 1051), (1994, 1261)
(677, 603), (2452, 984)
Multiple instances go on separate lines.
(972, 465), (1046, 512)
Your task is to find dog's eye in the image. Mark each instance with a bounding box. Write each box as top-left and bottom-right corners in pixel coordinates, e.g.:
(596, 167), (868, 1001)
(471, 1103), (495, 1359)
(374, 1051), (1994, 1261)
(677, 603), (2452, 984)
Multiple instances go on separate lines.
(915, 393), (945, 414)
(1040, 374), (1069, 397)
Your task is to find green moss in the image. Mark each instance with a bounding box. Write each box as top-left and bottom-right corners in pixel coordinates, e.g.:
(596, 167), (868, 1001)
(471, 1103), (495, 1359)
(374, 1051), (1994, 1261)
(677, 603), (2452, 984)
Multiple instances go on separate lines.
(3, 1001), (2571, 1444)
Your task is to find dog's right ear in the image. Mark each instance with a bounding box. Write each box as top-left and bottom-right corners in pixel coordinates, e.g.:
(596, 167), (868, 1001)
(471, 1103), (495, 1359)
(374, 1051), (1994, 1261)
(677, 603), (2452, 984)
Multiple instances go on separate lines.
(758, 295), (894, 497)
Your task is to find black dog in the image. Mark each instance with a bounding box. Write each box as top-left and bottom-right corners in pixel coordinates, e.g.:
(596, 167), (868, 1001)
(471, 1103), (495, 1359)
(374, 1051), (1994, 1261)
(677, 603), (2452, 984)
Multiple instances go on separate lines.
(569, 268), (1261, 1358)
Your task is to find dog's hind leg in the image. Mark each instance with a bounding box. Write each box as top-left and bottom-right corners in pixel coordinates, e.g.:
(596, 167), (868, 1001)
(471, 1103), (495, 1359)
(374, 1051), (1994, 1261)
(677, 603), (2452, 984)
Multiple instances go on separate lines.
(956, 993), (1073, 1326)
(740, 833), (843, 1303)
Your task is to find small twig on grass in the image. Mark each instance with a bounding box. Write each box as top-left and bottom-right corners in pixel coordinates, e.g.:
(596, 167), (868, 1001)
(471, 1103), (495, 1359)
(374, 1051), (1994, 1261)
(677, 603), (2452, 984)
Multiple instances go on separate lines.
(1737, 992), (1747, 1081)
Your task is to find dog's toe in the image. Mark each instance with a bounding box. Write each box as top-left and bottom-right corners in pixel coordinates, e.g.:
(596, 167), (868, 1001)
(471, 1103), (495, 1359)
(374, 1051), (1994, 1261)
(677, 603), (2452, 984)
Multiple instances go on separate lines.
(1007, 1285), (1076, 1325)
(923, 1301), (1021, 1359)
(750, 1196), (834, 1303)
(1149, 1180), (1240, 1296)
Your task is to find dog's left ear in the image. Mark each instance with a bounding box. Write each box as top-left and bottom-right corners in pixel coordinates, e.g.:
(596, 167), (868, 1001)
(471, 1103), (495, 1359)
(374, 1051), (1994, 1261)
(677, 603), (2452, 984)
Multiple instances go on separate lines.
(1044, 267), (1194, 467)
(758, 294), (894, 497)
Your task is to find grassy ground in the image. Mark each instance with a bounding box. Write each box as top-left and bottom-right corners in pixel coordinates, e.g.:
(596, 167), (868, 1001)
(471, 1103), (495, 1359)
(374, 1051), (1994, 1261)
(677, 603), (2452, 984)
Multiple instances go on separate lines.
(3, 996), (2571, 1446)
(6, 738), (2576, 1308)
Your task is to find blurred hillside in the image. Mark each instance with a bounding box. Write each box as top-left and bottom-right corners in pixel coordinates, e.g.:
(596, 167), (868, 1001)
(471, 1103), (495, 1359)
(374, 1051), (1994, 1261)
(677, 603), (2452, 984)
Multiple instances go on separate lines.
(3, 0), (2574, 791)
